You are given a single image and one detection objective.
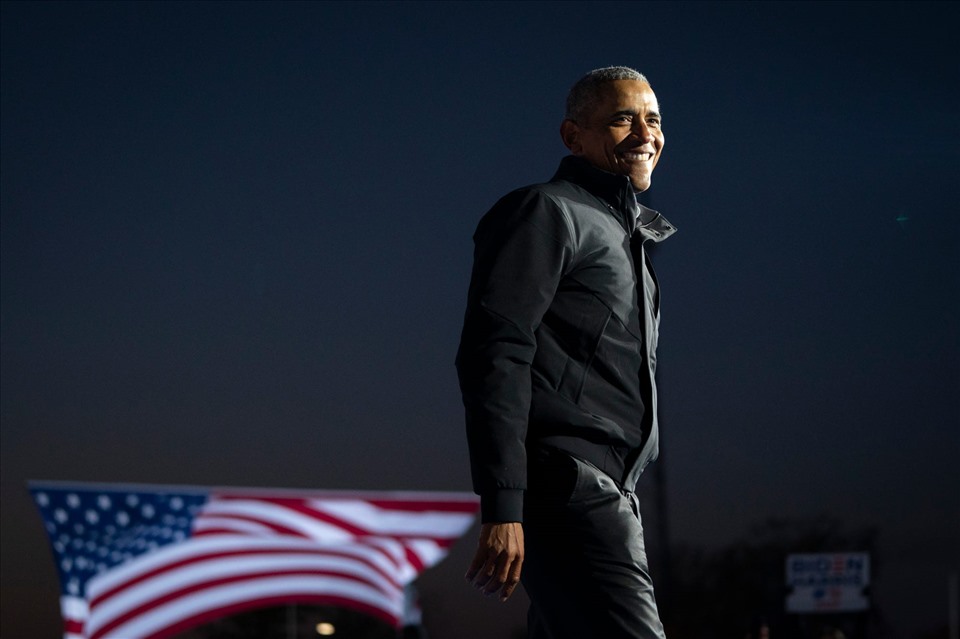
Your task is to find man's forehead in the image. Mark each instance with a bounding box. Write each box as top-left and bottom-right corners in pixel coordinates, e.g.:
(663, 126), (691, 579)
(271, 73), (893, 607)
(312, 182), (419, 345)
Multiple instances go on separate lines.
(598, 80), (659, 110)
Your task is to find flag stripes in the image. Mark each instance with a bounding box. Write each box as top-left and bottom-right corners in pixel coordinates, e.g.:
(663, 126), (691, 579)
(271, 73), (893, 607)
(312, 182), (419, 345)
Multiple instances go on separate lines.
(30, 482), (479, 639)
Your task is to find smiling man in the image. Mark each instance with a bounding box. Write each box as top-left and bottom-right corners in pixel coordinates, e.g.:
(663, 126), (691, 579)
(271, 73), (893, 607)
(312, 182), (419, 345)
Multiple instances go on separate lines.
(456, 67), (675, 638)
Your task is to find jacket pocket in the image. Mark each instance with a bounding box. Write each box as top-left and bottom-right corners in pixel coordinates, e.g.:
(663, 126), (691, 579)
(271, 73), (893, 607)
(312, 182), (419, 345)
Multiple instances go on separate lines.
(526, 447), (581, 507)
(566, 455), (618, 508)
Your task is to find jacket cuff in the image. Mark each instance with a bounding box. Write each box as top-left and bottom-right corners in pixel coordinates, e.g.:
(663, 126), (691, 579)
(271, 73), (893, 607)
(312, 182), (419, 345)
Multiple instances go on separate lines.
(480, 489), (524, 523)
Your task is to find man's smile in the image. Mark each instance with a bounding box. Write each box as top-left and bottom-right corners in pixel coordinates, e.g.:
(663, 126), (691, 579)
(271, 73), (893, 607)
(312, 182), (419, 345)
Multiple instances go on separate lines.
(619, 151), (653, 161)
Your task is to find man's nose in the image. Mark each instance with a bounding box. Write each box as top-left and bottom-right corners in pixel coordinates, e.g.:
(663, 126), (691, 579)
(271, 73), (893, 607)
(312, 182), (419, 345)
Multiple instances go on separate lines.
(631, 119), (655, 143)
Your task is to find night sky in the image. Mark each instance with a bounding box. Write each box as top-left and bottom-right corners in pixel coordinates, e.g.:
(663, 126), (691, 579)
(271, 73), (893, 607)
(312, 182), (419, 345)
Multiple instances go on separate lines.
(2, 2), (957, 638)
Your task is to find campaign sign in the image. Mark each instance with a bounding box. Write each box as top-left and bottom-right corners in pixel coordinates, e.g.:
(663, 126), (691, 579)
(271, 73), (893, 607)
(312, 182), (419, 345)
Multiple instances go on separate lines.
(785, 552), (870, 613)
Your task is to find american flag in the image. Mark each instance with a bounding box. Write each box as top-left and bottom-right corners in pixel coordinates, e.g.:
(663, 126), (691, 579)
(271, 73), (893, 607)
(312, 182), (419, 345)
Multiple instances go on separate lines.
(29, 481), (479, 639)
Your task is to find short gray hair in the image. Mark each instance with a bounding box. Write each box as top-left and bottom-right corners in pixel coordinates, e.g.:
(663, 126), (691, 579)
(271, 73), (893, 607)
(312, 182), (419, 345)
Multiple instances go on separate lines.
(565, 66), (649, 122)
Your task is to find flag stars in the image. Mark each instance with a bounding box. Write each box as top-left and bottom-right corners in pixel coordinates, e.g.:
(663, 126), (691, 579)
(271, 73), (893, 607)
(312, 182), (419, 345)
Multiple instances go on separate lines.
(30, 485), (477, 635)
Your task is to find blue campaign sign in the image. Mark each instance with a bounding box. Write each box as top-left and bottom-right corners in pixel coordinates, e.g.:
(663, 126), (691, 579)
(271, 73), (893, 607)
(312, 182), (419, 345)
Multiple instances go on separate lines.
(785, 552), (870, 613)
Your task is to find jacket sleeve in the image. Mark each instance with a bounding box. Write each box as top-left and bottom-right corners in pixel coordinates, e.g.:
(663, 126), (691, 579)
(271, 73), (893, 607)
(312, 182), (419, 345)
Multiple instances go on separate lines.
(455, 188), (573, 523)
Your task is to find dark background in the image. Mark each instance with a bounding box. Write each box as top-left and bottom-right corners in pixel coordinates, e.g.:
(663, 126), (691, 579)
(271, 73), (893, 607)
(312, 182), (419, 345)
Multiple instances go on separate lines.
(2, 2), (957, 637)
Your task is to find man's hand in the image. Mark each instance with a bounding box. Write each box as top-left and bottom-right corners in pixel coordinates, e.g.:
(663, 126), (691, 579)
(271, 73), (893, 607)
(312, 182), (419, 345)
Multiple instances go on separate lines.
(465, 522), (524, 602)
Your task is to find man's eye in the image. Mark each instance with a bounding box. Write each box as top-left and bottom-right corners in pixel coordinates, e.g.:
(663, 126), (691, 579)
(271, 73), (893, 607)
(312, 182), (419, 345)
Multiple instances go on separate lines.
(647, 119), (661, 128)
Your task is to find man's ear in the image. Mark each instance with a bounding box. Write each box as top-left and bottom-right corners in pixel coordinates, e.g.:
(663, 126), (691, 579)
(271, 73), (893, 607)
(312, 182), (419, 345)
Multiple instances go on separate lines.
(560, 119), (581, 154)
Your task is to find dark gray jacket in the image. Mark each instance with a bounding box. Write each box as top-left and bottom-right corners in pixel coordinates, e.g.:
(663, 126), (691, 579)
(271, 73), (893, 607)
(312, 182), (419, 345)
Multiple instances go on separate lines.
(456, 155), (676, 522)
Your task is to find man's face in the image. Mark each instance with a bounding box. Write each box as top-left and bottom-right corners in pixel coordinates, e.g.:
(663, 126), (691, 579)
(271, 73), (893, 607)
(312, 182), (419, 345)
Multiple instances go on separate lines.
(561, 79), (664, 192)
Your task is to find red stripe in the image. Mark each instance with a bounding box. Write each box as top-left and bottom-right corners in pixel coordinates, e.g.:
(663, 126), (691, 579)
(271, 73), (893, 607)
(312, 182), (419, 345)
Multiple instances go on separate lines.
(419, 535), (457, 549)
(212, 494), (477, 511)
(365, 499), (480, 513)
(199, 499), (372, 538)
(90, 568), (400, 639)
(89, 544), (403, 608)
(404, 546), (425, 573)
(396, 537), (457, 549)
(190, 527), (274, 537)
(194, 512), (310, 537)
(210, 494), (479, 514)
(198, 497), (478, 545)
(352, 538), (406, 572)
(264, 499), (372, 537)
(143, 593), (400, 639)
(64, 618), (84, 634)
(194, 526), (463, 552)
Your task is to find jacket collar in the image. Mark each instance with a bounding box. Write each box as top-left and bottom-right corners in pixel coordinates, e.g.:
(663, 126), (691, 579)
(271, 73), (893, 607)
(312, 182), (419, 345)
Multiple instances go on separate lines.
(551, 155), (676, 242)
(635, 202), (676, 244)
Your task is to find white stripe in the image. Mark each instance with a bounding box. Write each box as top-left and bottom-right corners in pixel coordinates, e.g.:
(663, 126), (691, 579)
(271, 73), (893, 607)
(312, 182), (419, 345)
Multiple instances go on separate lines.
(87, 536), (401, 601)
(405, 538), (445, 569)
(65, 634), (84, 639)
(86, 538), (411, 632)
(100, 574), (402, 638)
(60, 595), (89, 621)
(89, 536), (261, 598)
(358, 537), (417, 582)
(87, 552), (400, 636)
(309, 500), (477, 538)
(402, 584), (422, 626)
(192, 516), (276, 536)
(197, 500), (354, 542)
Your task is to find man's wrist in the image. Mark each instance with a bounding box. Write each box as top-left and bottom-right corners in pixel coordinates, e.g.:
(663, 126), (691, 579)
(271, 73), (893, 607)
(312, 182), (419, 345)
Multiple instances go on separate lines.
(480, 489), (524, 523)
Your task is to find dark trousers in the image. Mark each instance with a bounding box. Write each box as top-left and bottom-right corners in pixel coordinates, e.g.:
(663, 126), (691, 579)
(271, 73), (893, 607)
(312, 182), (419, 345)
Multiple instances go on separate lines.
(521, 449), (666, 639)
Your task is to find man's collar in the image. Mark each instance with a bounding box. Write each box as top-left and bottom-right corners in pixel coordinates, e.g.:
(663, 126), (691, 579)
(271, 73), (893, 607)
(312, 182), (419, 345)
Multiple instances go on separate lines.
(635, 202), (676, 243)
(552, 155), (676, 241)
(552, 155), (635, 213)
